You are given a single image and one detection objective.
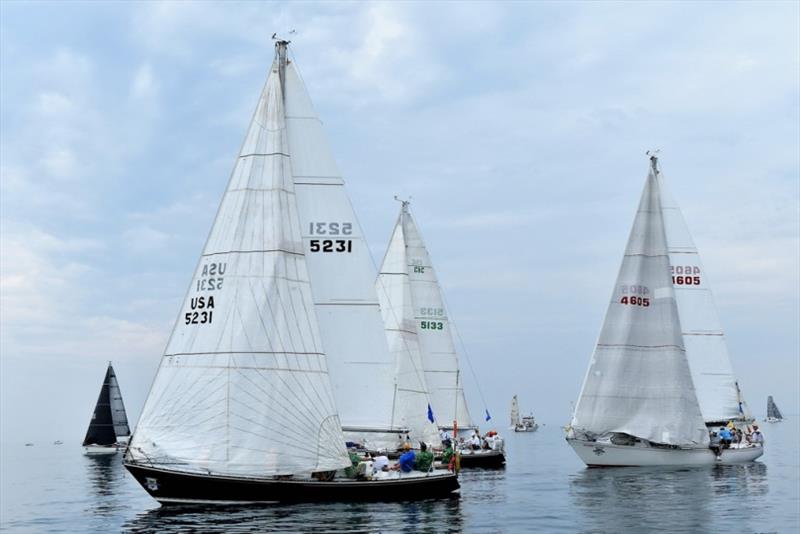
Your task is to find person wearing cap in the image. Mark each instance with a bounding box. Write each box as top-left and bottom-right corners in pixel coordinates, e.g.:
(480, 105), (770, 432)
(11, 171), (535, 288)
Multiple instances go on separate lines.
(718, 426), (733, 448)
(414, 442), (434, 472)
(396, 442), (416, 473)
(751, 425), (764, 445)
(441, 439), (454, 465)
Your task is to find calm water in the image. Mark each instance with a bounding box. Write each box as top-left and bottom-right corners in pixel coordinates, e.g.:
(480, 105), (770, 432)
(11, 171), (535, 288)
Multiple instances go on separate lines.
(2, 418), (798, 533)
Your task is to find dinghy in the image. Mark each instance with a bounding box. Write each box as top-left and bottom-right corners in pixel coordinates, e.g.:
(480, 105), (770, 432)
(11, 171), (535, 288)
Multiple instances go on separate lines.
(510, 395), (538, 432)
(83, 362), (130, 455)
(566, 154), (763, 467)
(765, 396), (784, 423)
(377, 200), (504, 468)
(124, 40), (458, 504)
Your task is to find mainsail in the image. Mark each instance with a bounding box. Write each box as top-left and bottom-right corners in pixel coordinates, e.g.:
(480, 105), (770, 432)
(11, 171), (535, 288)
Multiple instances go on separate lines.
(659, 170), (749, 424)
(510, 395), (520, 428)
(397, 204), (475, 435)
(767, 396), (783, 420)
(376, 202), (444, 446)
(571, 157), (708, 446)
(127, 45), (350, 477)
(283, 54), (407, 449)
(107, 364), (130, 438)
(83, 365), (119, 446)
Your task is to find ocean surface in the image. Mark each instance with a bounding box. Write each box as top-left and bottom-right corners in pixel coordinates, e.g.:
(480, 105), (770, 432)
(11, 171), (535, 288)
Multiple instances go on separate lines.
(2, 418), (798, 533)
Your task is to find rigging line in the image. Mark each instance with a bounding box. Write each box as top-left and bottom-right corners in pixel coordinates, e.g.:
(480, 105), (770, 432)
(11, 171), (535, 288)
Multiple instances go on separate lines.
(148, 375), (229, 428)
(227, 398), (325, 449)
(145, 367), (228, 427)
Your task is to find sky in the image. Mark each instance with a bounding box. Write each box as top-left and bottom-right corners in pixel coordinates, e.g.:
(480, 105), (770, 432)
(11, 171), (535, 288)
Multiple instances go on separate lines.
(1, 1), (798, 444)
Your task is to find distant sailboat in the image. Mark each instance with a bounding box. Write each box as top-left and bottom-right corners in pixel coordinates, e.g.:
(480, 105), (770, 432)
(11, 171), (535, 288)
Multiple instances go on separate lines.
(378, 200), (504, 468)
(510, 395), (537, 432)
(83, 362), (130, 455)
(566, 155), (763, 466)
(765, 396), (784, 423)
(123, 40), (458, 503)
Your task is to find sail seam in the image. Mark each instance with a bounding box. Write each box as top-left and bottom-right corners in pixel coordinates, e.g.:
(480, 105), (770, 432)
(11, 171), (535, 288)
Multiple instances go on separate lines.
(202, 249), (303, 257)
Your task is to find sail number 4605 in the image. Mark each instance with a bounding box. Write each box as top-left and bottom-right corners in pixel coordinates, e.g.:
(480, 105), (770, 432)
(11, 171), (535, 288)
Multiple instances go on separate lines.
(620, 296), (649, 307)
(310, 239), (353, 253)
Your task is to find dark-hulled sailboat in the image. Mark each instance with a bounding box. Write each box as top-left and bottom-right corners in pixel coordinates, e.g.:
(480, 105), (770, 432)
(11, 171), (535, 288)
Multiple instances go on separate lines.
(123, 40), (459, 504)
(83, 362), (130, 455)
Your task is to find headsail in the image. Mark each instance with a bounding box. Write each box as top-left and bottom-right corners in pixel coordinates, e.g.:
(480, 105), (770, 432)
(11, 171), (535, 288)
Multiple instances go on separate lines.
(284, 57), (407, 450)
(127, 44), (350, 477)
(767, 396), (783, 420)
(376, 201), (443, 446)
(510, 395), (520, 428)
(659, 169), (749, 424)
(571, 157), (708, 446)
(83, 365), (118, 446)
(107, 364), (130, 438)
(400, 205), (475, 435)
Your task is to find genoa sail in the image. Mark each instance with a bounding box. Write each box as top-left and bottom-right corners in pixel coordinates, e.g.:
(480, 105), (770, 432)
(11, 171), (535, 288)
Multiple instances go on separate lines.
(659, 171), (750, 424)
(767, 396), (783, 420)
(376, 202), (444, 447)
(107, 364), (130, 439)
(127, 50), (350, 477)
(283, 59), (406, 450)
(83, 364), (119, 446)
(396, 204), (475, 436)
(571, 157), (708, 447)
(510, 395), (520, 428)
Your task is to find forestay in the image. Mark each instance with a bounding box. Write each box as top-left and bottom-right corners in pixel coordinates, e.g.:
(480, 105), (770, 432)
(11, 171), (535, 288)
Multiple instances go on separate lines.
(401, 207), (475, 434)
(128, 56), (349, 477)
(659, 173), (748, 424)
(571, 158), (708, 447)
(283, 59), (405, 449)
(376, 203), (443, 446)
(107, 364), (130, 438)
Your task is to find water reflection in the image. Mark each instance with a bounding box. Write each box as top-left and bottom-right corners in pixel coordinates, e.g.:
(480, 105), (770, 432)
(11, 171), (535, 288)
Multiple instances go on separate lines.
(570, 463), (769, 533)
(84, 454), (126, 518)
(123, 497), (462, 533)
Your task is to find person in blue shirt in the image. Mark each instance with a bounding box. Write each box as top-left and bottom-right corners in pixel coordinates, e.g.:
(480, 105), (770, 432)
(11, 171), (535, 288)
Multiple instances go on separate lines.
(718, 426), (733, 448)
(397, 443), (416, 473)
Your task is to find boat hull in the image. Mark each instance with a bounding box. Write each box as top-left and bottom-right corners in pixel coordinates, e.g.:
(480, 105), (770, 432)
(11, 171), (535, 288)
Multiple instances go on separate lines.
(457, 449), (506, 468)
(83, 445), (119, 456)
(567, 438), (763, 467)
(124, 463), (460, 504)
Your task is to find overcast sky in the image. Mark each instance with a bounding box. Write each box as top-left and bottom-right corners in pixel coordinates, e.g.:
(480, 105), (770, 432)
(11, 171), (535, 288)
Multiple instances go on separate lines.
(1, 1), (798, 443)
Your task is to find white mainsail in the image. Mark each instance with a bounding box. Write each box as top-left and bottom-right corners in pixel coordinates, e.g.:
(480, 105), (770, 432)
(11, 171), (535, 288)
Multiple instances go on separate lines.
(283, 57), (406, 449)
(128, 50), (350, 477)
(376, 203), (444, 446)
(510, 395), (520, 428)
(107, 364), (130, 439)
(571, 157), (708, 446)
(659, 173), (749, 424)
(400, 205), (475, 435)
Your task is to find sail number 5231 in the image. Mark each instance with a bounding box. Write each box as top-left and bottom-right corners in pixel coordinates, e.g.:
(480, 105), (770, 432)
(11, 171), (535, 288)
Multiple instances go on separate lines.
(310, 239), (353, 253)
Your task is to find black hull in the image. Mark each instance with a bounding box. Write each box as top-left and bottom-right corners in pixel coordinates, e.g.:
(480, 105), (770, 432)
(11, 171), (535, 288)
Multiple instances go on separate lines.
(458, 450), (506, 469)
(124, 463), (460, 504)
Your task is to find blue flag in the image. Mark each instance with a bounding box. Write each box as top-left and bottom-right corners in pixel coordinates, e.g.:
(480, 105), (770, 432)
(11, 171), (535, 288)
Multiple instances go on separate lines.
(485, 409), (491, 422)
(427, 404), (435, 423)
(739, 402), (744, 415)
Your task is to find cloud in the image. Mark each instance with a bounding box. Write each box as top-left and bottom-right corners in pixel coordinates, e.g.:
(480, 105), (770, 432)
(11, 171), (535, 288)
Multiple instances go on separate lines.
(131, 63), (157, 99)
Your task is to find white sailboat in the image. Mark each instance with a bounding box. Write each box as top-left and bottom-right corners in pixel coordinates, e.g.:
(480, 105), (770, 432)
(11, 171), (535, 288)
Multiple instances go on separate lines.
(510, 395), (537, 432)
(566, 155), (763, 467)
(83, 362), (130, 455)
(123, 40), (458, 503)
(765, 396), (784, 423)
(378, 200), (504, 467)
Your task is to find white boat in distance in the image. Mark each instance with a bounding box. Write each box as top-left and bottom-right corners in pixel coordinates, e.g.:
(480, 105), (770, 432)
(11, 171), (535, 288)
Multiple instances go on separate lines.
(83, 362), (130, 455)
(566, 155), (763, 467)
(765, 396), (784, 423)
(510, 395), (538, 432)
(123, 40), (458, 503)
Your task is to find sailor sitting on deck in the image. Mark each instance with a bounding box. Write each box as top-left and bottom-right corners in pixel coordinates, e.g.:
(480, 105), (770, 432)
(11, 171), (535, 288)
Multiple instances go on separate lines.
(414, 442), (434, 472)
(708, 431), (722, 459)
(392, 443), (416, 473)
(718, 426), (733, 449)
(469, 432), (481, 450)
(750, 425), (764, 445)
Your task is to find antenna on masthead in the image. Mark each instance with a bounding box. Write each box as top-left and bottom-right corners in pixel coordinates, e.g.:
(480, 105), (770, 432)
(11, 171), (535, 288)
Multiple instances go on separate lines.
(272, 30), (295, 91)
(394, 195), (412, 213)
(646, 149), (660, 173)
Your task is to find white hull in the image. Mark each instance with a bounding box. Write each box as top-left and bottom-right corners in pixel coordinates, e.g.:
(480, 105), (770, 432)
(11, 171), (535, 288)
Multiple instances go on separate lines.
(83, 445), (119, 456)
(567, 438), (763, 467)
(514, 424), (538, 433)
(764, 417), (782, 423)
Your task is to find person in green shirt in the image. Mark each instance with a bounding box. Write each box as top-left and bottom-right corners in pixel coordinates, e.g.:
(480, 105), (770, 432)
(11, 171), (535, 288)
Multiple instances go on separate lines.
(344, 450), (362, 478)
(414, 442), (434, 472)
(441, 439), (454, 464)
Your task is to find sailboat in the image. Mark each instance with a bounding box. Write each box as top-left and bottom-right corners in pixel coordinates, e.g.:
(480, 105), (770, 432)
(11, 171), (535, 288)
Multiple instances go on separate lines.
(377, 200), (504, 468)
(123, 40), (459, 504)
(765, 396), (784, 423)
(510, 395), (537, 432)
(83, 362), (131, 455)
(566, 154), (764, 467)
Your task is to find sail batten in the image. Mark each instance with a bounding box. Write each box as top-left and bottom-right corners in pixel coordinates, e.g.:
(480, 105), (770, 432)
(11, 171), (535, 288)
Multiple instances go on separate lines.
(128, 52), (350, 477)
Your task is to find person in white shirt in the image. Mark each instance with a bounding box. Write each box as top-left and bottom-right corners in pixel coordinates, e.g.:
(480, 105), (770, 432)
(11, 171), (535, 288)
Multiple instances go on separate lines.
(372, 455), (390, 473)
(751, 425), (764, 445)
